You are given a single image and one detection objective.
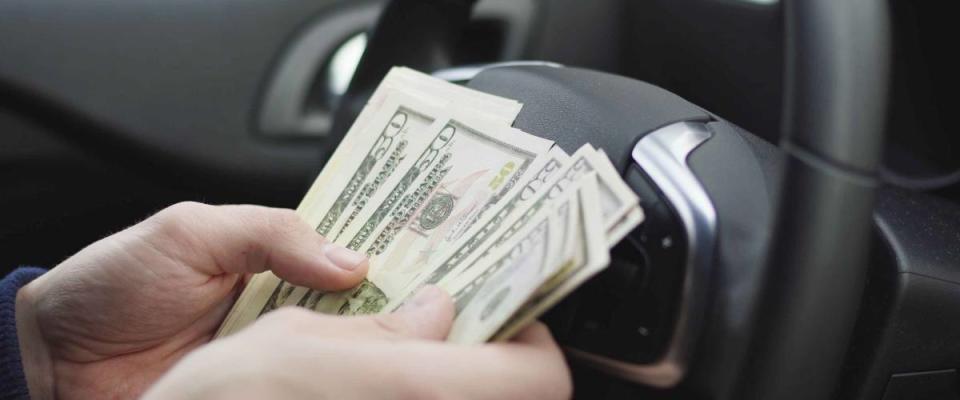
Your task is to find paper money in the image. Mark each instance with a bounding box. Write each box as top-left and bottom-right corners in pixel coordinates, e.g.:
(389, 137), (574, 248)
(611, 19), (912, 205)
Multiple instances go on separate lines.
(447, 174), (609, 344)
(216, 67), (645, 342)
(423, 145), (636, 292)
(416, 147), (570, 283)
(217, 90), (443, 335)
(217, 69), (526, 336)
(293, 112), (553, 314)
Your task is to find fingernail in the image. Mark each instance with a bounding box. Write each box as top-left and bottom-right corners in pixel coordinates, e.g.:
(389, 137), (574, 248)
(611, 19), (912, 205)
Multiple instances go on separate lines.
(323, 244), (366, 271)
(400, 285), (445, 311)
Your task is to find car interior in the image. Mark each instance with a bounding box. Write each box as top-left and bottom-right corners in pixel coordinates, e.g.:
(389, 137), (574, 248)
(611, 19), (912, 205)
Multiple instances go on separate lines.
(1, 0), (958, 398)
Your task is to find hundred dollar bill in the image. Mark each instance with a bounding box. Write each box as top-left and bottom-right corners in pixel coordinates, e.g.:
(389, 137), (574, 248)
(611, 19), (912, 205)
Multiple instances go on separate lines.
(592, 149), (644, 244)
(305, 68), (522, 221)
(410, 146), (570, 289)
(216, 91), (444, 337)
(384, 145), (638, 313)
(606, 205), (644, 245)
(446, 173), (595, 312)
(383, 67), (522, 123)
(288, 112), (554, 315)
(372, 146), (570, 302)
(447, 175), (609, 344)
(351, 149), (563, 297)
(218, 71), (523, 337)
(435, 145), (636, 287)
(445, 209), (555, 343)
(339, 67), (521, 149)
(386, 145), (596, 310)
(588, 147), (643, 238)
(493, 210), (641, 341)
(317, 69), (526, 240)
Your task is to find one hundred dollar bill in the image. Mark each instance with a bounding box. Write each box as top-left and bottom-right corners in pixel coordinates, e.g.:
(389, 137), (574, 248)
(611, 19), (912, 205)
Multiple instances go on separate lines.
(217, 70), (525, 337)
(385, 145), (640, 313)
(410, 147), (570, 290)
(489, 157), (644, 340)
(290, 112), (553, 315)
(216, 67), (646, 344)
(446, 174), (609, 344)
(432, 145), (637, 290)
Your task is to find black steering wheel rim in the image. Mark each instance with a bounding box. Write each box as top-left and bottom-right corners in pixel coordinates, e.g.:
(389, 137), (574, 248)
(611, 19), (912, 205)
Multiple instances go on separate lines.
(736, 1), (890, 398)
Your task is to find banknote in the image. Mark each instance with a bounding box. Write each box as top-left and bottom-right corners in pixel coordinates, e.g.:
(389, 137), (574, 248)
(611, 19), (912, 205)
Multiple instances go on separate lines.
(445, 173), (596, 313)
(359, 149), (564, 295)
(591, 149), (644, 244)
(435, 145), (635, 287)
(343, 67), (522, 146)
(410, 146), (570, 289)
(290, 112), (554, 314)
(606, 205), (645, 246)
(216, 91), (443, 336)
(447, 174), (609, 344)
(216, 67), (646, 343)
(384, 145), (640, 313)
(304, 68), (522, 226)
(217, 71), (524, 337)
(492, 182), (628, 341)
(588, 148), (643, 235)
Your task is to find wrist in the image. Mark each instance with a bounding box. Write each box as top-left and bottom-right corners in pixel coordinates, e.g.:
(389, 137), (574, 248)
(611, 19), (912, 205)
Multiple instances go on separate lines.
(15, 277), (56, 399)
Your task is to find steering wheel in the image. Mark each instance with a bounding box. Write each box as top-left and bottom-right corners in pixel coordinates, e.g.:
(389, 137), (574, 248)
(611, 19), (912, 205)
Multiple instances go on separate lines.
(334, 0), (890, 399)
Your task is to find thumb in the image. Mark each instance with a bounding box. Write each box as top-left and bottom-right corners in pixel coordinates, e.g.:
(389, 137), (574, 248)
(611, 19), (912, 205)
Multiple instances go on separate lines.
(142, 202), (368, 291)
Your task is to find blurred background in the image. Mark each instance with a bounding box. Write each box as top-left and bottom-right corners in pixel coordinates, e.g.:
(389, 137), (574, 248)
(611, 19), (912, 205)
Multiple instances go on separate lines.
(0, 0), (955, 273)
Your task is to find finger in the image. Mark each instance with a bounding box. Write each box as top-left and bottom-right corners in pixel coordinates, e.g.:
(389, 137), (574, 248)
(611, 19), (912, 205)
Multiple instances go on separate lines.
(333, 329), (572, 400)
(446, 336), (572, 399)
(463, 323), (571, 399)
(378, 285), (455, 340)
(511, 321), (560, 350)
(143, 202), (367, 291)
(257, 286), (454, 341)
(240, 298), (569, 399)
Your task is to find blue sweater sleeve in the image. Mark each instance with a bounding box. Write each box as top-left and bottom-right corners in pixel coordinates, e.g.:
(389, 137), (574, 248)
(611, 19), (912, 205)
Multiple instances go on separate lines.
(1, 268), (47, 399)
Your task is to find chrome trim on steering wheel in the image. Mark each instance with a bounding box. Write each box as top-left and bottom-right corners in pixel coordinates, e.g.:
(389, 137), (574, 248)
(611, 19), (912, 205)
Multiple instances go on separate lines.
(569, 121), (716, 388)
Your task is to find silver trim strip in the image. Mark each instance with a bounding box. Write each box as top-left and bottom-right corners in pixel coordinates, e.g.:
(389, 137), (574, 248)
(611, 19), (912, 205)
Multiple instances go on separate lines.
(570, 121), (717, 388)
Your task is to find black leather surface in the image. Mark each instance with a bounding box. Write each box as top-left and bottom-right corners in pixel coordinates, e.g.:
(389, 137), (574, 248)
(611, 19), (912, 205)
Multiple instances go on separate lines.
(468, 66), (711, 170)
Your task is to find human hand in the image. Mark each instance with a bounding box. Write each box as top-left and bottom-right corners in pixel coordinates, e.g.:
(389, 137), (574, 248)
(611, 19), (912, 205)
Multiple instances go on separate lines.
(15, 202), (369, 399)
(142, 286), (572, 400)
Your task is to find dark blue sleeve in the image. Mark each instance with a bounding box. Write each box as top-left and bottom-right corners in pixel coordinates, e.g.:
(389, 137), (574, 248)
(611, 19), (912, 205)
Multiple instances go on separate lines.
(1, 267), (47, 399)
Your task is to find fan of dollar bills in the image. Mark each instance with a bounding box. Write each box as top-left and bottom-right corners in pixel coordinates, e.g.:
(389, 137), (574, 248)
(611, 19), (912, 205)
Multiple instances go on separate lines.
(216, 67), (644, 343)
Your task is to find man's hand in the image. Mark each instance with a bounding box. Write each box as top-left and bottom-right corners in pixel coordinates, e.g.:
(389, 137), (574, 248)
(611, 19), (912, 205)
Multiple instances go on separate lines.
(143, 286), (572, 400)
(15, 202), (369, 399)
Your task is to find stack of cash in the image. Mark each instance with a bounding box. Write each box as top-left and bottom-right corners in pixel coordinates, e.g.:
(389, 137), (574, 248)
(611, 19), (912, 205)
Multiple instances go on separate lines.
(217, 67), (644, 344)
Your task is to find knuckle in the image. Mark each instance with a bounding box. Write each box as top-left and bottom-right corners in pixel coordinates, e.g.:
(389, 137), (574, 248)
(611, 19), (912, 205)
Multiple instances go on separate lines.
(151, 202), (209, 230)
(264, 208), (306, 238)
(163, 201), (210, 219)
(142, 201), (212, 247)
(370, 314), (410, 337)
(527, 321), (550, 335)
